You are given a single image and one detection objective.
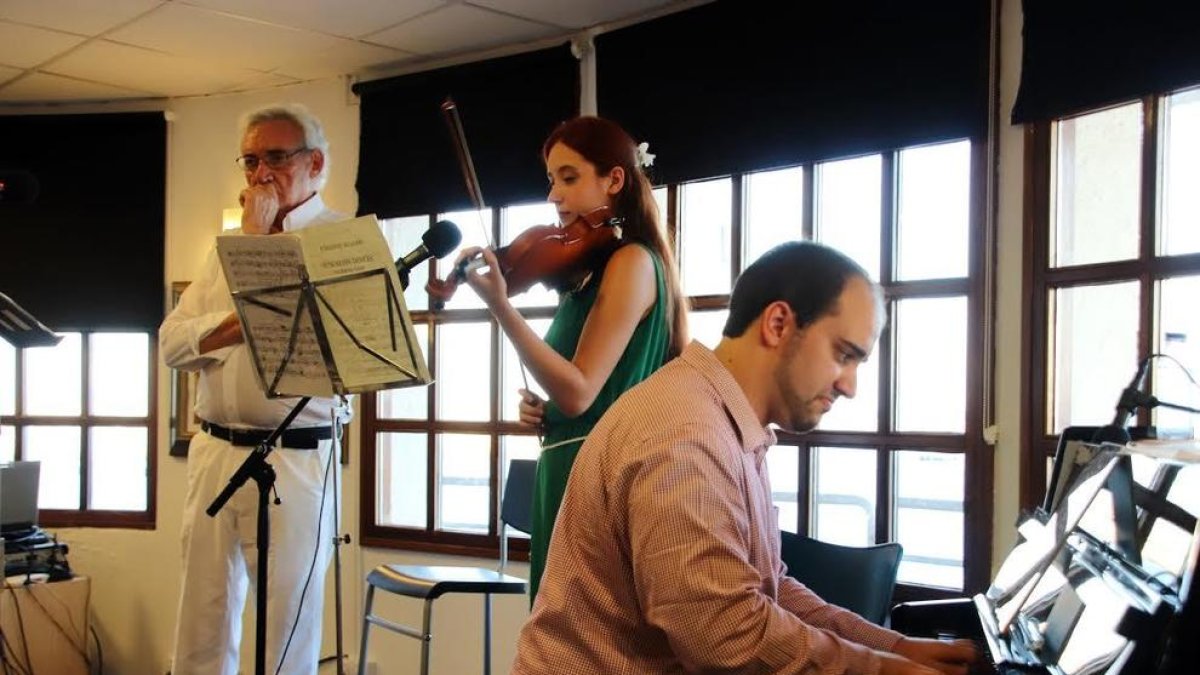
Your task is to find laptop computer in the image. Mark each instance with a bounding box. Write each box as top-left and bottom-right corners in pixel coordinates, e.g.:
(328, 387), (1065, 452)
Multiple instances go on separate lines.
(0, 460), (41, 536)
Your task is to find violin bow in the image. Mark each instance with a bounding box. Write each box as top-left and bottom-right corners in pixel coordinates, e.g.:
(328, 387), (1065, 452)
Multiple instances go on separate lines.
(440, 97), (493, 248)
(440, 97), (540, 438)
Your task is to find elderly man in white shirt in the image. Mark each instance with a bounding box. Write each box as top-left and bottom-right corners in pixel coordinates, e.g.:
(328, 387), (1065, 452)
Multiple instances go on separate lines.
(161, 103), (347, 675)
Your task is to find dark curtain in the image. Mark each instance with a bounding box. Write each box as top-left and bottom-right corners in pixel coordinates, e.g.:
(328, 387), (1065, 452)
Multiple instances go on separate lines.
(1013, 1), (1200, 124)
(354, 44), (579, 218)
(595, 0), (990, 185)
(0, 112), (166, 331)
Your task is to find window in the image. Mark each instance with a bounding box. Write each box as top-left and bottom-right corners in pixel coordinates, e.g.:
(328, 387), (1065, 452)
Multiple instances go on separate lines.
(361, 206), (557, 555)
(676, 141), (984, 595)
(0, 331), (157, 527)
(1022, 88), (1200, 510)
(362, 139), (989, 596)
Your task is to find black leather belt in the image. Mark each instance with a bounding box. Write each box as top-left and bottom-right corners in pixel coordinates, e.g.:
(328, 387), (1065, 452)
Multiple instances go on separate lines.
(200, 420), (332, 449)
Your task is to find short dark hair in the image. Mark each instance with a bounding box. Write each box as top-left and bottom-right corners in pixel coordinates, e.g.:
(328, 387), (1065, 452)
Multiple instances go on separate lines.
(723, 241), (877, 337)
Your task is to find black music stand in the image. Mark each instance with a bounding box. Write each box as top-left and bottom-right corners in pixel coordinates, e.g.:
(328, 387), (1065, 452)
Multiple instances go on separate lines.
(0, 291), (61, 348)
(207, 219), (429, 675)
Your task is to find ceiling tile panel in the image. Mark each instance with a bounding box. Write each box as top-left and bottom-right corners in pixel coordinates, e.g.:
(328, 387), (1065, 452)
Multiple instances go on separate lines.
(46, 40), (270, 97)
(182, 0), (446, 39)
(272, 39), (414, 80)
(365, 3), (556, 56)
(0, 0), (163, 36)
(470, 0), (674, 30)
(217, 71), (303, 94)
(106, 3), (343, 72)
(0, 71), (150, 102)
(0, 22), (87, 68)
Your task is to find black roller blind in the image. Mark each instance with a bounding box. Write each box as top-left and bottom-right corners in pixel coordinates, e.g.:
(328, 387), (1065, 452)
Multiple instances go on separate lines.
(0, 112), (166, 331)
(354, 44), (579, 218)
(1012, 0), (1200, 123)
(595, 0), (990, 184)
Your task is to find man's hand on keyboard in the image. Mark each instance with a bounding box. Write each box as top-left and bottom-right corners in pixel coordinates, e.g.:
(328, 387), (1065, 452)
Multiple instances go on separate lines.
(891, 636), (980, 675)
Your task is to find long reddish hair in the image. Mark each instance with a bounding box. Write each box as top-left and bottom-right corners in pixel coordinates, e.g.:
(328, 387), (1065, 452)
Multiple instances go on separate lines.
(542, 116), (688, 359)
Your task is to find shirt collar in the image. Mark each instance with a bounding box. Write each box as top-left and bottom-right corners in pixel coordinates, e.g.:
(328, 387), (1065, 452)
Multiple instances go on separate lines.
(279, 192), (324, 233)
(680, 341), (776, 454)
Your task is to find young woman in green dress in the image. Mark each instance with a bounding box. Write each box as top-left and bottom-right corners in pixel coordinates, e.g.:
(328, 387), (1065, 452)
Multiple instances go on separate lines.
(429, 116), (688, 600)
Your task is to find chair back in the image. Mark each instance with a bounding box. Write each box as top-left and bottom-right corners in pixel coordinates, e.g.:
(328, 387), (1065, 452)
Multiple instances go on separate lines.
(779, 530), (902, 625)
(498, 458), (537, 569)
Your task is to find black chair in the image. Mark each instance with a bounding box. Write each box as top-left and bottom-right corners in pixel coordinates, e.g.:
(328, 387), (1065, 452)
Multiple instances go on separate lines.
(357, 458), (537, 675)
(779, 530), (903, 625)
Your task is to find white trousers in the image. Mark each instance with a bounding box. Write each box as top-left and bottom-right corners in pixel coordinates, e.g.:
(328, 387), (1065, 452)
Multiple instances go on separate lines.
(171, 431), (337, 675)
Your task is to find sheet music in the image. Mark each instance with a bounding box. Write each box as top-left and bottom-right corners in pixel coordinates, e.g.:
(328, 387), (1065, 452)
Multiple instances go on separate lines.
(217, 215), (431, 397)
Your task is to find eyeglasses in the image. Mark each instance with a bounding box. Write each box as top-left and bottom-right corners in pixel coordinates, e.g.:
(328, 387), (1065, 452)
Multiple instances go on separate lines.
(235, 147), (310, 172)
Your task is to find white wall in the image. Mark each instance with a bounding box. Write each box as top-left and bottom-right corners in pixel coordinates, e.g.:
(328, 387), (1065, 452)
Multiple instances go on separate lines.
(32, 2), (1033, 671)
(991, 0), (1026, 570)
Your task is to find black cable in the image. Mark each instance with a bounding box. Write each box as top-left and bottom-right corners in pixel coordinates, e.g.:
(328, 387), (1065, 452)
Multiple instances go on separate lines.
(88, 623), (103, 675)
(1155, 352), (1199, 388)
(274, 438), (336, 675)
(0, 625), (32, 675)
(22, 585), (90, 668)
(2, 584), (34, 675)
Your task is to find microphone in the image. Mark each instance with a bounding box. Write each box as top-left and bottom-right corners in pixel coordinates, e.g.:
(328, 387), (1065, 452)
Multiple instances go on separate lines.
(1092, 356), (1153, 444)
(0, 170), (39, 205)
(396, 220), (461, 288)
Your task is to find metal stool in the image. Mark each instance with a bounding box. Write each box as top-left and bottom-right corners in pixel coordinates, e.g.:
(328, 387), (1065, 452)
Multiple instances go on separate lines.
(358, 458), (536, 674)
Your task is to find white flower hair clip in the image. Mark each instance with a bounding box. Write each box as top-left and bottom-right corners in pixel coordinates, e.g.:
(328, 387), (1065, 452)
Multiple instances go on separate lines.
(635, 141), (656, 169)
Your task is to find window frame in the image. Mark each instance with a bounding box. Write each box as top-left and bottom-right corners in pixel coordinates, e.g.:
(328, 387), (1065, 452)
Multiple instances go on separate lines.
(361, 139), (993, 599)
(1, 331), (158, 528)
(1020, 92), (1200, 513)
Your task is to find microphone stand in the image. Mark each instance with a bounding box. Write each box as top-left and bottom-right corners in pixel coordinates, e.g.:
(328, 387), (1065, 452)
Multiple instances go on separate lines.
(206, 396), (311, 675)
(1094, 356), (1200, 444)
(330, 405), (351, 675)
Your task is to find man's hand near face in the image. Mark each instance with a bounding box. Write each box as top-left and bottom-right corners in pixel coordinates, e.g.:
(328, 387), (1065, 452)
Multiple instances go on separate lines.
(240, 182), (280, 235)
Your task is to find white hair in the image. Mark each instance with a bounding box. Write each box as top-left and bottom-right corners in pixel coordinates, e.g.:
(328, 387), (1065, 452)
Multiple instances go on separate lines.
(239, 103), (330, 190)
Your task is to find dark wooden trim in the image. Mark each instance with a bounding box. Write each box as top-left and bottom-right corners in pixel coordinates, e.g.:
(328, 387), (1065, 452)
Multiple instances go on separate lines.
(360, 391), (379, 545)
(797, 443), (811, 536)
(884, 278), (972, 298)
(801, 165), (814, 241)
(40, 510), (156, 529)
(1021, 121), (1053, 512)
(875, 448), (890, 545)
(0, 415), (152, 426)
(80, 333), (90, 508)
(880, 150), (896, 285)
(1136, 96), (1158, 428)
(688, 295), (733, 311)
(360, 531), (532, 562)
(730, 173), (744, 288)
(776, 430), (968, 451)
(963, 132), (993, 593)
(146, 337), (159, 527)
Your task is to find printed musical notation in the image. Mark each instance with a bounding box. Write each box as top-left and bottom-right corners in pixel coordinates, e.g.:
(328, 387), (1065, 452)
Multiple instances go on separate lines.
(216, 215), (431, 397)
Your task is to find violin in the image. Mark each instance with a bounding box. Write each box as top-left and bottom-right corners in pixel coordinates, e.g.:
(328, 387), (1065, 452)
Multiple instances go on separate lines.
(442, 206), (624, 298)
(429, 98), (623, 304)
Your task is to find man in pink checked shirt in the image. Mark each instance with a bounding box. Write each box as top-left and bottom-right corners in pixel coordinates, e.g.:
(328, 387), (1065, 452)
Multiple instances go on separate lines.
(514, 241), (979, 675)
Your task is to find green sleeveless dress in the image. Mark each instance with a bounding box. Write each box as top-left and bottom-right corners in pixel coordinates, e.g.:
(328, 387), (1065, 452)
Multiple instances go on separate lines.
(529, 243), (670, 602)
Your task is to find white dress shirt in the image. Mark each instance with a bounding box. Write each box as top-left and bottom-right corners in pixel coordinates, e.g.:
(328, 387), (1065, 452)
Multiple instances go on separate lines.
(159, 194), (347, 429)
